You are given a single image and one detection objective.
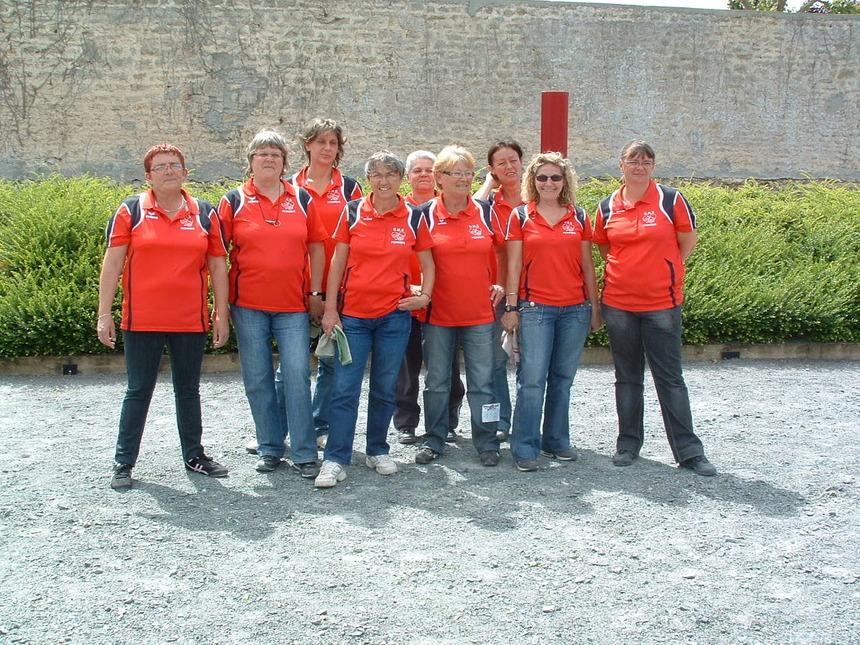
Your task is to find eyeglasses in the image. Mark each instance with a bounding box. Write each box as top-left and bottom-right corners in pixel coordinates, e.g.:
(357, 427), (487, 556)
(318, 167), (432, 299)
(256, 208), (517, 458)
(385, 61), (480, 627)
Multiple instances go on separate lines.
(441, 171), (475, 179)
(254, 152), (284, 160)
(535, 174), (564, 183)
(622, 159), (654, 168)
(367, 172), (402, 181)
(150, 163), (184, 173)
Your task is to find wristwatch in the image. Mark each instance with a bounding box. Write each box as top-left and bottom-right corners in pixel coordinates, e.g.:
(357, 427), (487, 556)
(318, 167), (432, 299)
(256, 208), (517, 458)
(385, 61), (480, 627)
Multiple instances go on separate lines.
(504, 304), (519, 313)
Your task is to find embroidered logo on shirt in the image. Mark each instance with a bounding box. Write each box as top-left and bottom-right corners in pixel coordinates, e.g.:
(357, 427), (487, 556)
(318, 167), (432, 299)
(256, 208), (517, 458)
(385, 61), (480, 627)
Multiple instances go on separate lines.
(562, 221), (577, 234)
(468, 224), (484, 238)
(642, 211), (657, 226)
(283, 197), (295, 211)
(326, 189), (341, 203)
(179, 215), (195, 230)
(145, 210), (159, 220)
(247, 196), (260, 204)
(390, 228), (407, 245)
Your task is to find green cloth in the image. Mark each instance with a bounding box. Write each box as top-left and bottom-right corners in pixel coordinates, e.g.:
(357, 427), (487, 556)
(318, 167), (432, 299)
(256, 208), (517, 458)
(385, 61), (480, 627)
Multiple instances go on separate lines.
(314, 324), (353, 365)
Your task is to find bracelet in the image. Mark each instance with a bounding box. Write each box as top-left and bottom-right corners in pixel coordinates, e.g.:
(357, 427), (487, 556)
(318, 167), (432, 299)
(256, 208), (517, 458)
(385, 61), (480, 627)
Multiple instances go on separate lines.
(506, 292), (517, 296)
(307, 291), (323, 297)
(98, 313), (112, 319)
(419, 292), (431, 301)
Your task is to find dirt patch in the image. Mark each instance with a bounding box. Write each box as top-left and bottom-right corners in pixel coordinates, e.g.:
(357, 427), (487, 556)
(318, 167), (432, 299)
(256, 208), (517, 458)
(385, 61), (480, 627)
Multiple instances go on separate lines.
(0, 360), (858, 644)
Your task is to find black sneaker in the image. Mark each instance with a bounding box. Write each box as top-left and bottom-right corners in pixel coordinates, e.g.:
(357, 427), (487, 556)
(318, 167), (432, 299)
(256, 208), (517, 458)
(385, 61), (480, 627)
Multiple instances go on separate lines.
(255, 455), (281, 472)
(415, 447), (441, 464)
(516, 459), (539, 472)
(185, 455), (229, 477)
(612, 450), (636, 467)
(480, 450), (500, 467)
(680, 455), (717, 477)
(541, 448), (578, 461)
(398, 429), (418, 445)
(293, 462), (320, 479)
(446, 431), (457, 443)
(111, 463), (133, 491)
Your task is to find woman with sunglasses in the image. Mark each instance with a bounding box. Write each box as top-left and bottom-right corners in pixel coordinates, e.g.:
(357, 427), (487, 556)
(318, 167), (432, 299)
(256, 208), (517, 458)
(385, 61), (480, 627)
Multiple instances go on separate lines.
(415, 145), (506, 467)
(501, 152), (601, 472)
(593, 140), (716, 476)
(218, 130), (327, 479)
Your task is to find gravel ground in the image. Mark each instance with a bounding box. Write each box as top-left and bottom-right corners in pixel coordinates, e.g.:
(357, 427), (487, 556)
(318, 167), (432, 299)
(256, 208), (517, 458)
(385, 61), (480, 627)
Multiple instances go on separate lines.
(0, 359), (858, 645)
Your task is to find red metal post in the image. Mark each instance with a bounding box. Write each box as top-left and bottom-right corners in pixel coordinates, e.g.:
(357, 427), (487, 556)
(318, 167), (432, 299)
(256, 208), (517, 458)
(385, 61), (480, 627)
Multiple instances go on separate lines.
(541, 92), (569, 157)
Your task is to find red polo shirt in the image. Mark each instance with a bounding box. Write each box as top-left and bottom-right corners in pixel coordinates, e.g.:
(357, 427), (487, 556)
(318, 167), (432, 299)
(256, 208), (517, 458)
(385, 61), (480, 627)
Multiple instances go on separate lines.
(422, 196), (504, 327)
(506, 202), (593, 307)
(333, 195), (433, 319)
(105, 189), (227, 332)
(593, 181), (696, 311)
(486, 189), (524, 284)
(219, 179), (327, 312)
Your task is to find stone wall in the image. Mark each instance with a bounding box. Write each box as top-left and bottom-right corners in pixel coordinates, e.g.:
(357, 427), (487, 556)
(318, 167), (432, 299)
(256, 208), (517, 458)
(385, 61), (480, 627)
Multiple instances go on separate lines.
(1, 0), (857, 181)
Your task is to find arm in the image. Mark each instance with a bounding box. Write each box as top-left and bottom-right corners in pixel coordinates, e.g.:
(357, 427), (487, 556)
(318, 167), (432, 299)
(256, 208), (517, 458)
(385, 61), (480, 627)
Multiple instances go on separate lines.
(207, 254), (230, 349)
(308, 241), (325, 322)
(677, 231), (697, 262)
(597, 243), (610, 263)
(473, 172), (500, 201)
(501, 240), (523, 333)
(322, 242), (349, 336)
(398, 249), (435, 311)
(581, 241), (603, 332)
(493, 243), (507, 302)
(97, 245), (127, 349)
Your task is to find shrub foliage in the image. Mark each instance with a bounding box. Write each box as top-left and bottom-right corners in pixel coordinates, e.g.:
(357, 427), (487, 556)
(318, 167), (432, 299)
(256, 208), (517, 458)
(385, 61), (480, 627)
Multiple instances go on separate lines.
(0, 175), (857, 357)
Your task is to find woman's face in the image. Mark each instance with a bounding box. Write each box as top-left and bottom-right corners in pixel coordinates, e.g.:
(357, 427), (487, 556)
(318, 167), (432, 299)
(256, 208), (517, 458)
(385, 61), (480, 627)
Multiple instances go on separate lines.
(367, 162), (402, 197)
(489, 146), (523, 187)
(435, 161), (474, 199)
(619, 153), (655, 183)
(250, 145), (287, 180)
(533, 163), (564, 204)
(406, 157), (435, 194)
(145, 153), (188, 192)
(305, 130), (340, 167)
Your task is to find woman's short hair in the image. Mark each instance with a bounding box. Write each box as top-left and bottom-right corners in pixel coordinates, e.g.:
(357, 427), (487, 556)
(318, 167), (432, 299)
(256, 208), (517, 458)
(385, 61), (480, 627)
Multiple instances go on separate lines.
(621, 140), (656, 161)
(522, 151), (578, 206)
(487, 139), (524, 166)
(364, 150), (405, 178)
(143, 143), (185, 172)
(405, 150), (436, 173)
(245, 129), (291, 177)
(433, 145), (475, 173)
(298, 118), (347, 168)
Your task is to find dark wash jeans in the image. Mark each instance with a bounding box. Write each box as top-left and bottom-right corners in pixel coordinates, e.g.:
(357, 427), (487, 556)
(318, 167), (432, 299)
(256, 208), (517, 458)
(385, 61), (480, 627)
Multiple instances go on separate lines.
(601, 304), (705, 463)
(114, 330), (207, 466)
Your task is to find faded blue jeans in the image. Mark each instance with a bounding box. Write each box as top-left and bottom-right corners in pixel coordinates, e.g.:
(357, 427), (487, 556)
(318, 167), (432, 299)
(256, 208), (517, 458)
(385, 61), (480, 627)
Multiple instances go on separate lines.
(511, 301), (591, 461)
(601, 304), (704, 463)
(231, 304), (316, 465)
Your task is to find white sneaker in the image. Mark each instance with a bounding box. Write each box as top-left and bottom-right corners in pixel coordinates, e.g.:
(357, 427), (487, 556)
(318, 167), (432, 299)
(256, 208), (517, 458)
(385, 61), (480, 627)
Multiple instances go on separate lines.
(366, 454), (398, 476)
(314, 460), (346, 488)
(316, 434), (328, 450)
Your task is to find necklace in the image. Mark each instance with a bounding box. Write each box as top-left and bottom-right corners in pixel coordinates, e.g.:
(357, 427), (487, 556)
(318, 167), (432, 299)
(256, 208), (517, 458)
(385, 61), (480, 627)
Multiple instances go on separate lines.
(261, 182), (284, 227)
(158, 197), (186, 215)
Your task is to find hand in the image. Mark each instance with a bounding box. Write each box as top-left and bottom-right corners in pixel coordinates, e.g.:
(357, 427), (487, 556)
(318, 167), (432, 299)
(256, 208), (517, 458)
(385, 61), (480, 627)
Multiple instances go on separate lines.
(489, 284), (505, 306)
(309, 297), (324, 324)
(97, 315), (116, 349)
(397, 293), (430, 311)
(501, 310), (520, 334)
(211, 313), (229, 348)
(590, 308), (604, 333)
(322, 310), (341, 337)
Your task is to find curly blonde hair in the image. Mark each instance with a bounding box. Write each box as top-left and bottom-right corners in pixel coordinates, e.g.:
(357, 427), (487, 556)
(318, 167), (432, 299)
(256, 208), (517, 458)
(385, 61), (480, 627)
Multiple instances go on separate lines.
(521, 152), (577, 206)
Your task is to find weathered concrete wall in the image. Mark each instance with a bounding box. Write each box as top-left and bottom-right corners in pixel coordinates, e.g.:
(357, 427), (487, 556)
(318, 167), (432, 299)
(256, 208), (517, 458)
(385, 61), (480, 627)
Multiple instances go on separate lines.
(0, 0), (857, 181)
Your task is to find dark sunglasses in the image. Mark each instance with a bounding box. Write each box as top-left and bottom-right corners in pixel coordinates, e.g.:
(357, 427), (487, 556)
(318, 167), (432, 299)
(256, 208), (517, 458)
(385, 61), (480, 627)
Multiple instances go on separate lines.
(535, 174), (564, 183)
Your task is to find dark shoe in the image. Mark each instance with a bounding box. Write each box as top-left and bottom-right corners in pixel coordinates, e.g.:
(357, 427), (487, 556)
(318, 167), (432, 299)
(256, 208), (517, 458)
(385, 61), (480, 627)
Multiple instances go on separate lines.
(415, 447), (441, 464)
(111, 463), (133, 491)
(398, 429), (418, 445)
(446, 431), (457, 443)
(612, 450), (636, 467)
(255, 455), (281, 472)
(516, 459), (538, 472)
(496, 430), (510, 443)
(541, 448), (578, 461)
(245, 440), (258, 455)
(480, 451), (500, 467)
(293, 462), (321, 479)
(680, 455), (717, 477)
(185, 455), (229, 477)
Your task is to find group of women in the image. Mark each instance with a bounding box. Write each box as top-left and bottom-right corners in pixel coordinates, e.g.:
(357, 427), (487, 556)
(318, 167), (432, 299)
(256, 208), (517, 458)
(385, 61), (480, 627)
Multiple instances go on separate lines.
(99, 120), (716, 492)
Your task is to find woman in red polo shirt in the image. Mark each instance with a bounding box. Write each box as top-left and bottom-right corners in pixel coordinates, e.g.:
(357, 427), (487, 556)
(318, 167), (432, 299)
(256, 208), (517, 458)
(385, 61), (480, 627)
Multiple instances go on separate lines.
(501, 152), (601, 472)
(98, 143), (230, 491)
(315, 151), (435, 488)
(415, 145), (506, 467)
(219, 130), (327, 480)
(290, 118), (363, 448)
(593, 140), (716, 476)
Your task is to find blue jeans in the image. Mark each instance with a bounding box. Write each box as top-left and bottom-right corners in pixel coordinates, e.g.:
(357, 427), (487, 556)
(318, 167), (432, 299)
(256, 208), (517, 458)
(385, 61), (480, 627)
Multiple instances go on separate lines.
(421, 321), (499, 455)
(601, 304), (704, 463)
(493, 302), (512, 434)
(324, 309), (412, 465)
(311, 356), (334, 436)
(114, 331), (207, 466)
(511, 301), (591, 461)
(231, 305), (316, 464)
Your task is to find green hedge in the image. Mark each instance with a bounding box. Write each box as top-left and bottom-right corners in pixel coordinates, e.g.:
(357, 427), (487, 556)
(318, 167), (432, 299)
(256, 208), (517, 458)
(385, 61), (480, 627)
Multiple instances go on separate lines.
(0, 175), (857, 357)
